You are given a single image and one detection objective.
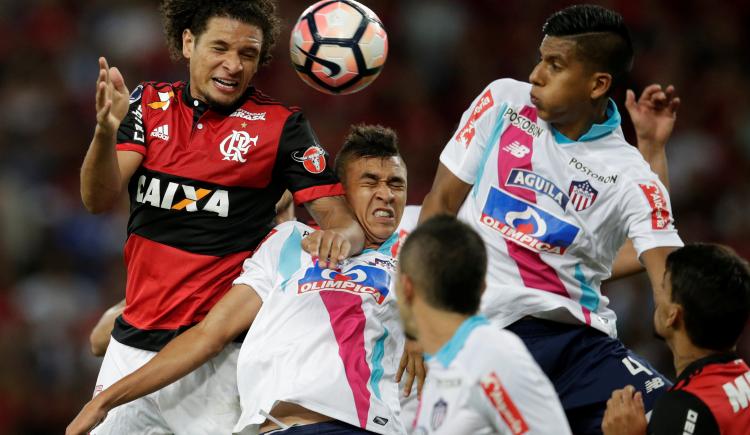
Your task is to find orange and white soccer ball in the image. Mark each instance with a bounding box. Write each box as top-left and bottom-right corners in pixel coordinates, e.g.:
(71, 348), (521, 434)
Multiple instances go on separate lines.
(290, 0), (388, 95)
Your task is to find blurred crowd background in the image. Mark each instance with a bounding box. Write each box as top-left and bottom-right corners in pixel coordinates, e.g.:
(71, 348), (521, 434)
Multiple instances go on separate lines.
(0, 0), (749, 433)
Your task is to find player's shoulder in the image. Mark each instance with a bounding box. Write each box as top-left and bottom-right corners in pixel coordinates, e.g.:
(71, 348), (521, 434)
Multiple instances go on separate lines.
(275, 220), (315, 237)
(460, 326), (536, 379)
(256, 220), (314, 250)
(138, 80), (184, 95)
(484, 78), (531, 104)
(243, 87), (302, 118)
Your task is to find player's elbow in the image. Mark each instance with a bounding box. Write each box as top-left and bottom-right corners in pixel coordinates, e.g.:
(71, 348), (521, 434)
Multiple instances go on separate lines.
(89, 332), (110, 357)
(81, 190), (116, 214)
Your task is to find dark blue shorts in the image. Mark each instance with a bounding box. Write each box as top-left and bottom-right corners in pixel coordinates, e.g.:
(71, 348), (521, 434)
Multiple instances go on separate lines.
(507, 318), (671, 435)
(260, 420), (372, 434)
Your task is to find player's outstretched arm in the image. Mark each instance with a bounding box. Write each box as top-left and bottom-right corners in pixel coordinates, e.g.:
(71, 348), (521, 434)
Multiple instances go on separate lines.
(80, 57), (142, 213)
(66, 284), (262, 435)
(90, 299), (125, 357)
(627, 84), (680, 190)
(419, 163), (472, 224)
(610, 85), (680, 280)
(304, 196), (365, 269)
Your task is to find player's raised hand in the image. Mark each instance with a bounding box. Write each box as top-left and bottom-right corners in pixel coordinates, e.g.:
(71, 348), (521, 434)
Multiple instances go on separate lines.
(396, 338), (426, 397)
(66, 399), (108, 435)
(95, 56), (130, 136)
(302, 229), (352, 269)
(626, 84), (680, 153)
(601, 386), (647, 435)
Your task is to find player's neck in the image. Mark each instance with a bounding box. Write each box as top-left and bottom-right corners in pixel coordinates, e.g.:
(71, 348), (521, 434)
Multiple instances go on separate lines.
(414, 302), (471, 355)
(670, 333), (722, 377)
(552, 98), (609, 141)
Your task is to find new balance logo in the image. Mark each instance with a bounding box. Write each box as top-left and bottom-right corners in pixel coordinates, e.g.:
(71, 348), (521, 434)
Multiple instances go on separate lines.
(723, 370), (750, 413)
(502, 141), (530, 158)
(150, 125), (169, 141)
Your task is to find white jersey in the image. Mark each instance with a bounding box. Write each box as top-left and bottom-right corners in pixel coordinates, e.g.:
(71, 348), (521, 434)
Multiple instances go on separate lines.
(441, 79), (683, 337)
(413, 316), (570, 435)
(232, 221), (406, 435)
(397, 205), (421, 233)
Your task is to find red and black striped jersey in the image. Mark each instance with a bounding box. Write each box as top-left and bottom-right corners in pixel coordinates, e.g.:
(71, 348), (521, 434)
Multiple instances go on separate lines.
(649, 353), (750, 435)
(112, 81), (343, 350)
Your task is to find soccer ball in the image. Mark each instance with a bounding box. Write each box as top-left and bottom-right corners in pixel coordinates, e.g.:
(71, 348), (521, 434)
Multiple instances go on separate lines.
(290, 0), (388, 95)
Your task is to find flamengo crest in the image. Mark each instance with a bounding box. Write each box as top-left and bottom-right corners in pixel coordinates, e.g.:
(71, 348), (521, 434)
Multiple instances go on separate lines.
(220, 130), (258, 163)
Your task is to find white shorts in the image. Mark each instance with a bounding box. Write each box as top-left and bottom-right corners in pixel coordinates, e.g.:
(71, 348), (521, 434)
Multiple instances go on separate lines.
(91, 337), (241, 435)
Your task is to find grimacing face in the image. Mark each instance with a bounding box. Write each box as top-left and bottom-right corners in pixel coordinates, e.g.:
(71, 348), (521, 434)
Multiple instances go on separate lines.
(342, 156), (406, 247)
(183, 16), (262, 109)
(528, 36), (599, 127)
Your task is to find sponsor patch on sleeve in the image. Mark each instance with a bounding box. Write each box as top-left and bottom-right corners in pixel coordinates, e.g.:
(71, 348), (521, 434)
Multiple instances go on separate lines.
(455, 89), (494, 148)
(480, 372), (529, 435)
(638, 183), (672, 230)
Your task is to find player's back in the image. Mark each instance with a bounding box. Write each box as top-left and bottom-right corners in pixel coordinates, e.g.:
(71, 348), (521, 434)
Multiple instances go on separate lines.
(232, 221), (406, 435)
(415, 317), (571, 434)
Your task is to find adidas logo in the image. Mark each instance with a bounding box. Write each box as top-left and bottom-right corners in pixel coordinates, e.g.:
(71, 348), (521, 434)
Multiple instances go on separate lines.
(150, 125), (169, 141)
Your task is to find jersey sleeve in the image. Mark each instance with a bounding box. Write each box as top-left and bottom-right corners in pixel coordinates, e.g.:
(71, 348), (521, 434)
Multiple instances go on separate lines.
(620, 175), (683, 257)
(472, 372), (531, 435)
(232, 222), (299, 301)
(439, 82), (504, 184)
(648, 390), (720, 435)
(116, 84), (148, 155)
(275, 111), (344, 205)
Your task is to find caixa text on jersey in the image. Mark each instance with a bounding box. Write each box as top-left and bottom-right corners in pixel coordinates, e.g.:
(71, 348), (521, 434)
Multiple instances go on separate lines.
(135, 175), (229, 217)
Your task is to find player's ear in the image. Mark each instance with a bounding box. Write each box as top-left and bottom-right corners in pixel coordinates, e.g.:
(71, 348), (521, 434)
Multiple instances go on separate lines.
(666, 303), (682, 330)
(400, 274), (415, 305)
(590, 72), (612, 100)
(182, 29), (195, 60)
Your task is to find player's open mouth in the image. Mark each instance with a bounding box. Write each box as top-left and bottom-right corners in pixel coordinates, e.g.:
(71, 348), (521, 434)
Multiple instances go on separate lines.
(212, 78), (239, 91)
(373, 209), (394, 218)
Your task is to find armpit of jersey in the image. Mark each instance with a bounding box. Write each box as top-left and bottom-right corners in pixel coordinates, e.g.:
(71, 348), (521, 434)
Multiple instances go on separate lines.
(649, 390), (719, 435)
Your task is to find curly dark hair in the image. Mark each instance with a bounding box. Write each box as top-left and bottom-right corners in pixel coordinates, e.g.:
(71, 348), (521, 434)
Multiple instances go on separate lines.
(159, 0), (281, 66)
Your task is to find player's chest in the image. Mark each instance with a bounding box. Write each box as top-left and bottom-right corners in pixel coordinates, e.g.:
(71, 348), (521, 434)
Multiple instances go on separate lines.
(142, 106), (283, 187)
(282, 257), (397, 307)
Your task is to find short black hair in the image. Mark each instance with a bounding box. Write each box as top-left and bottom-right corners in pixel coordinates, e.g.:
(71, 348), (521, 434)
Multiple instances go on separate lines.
(666, 244), (750, 351)
(400, 215), (487, 315)
(334, 124), (403, 182)
(543, 4), (633, 91)
(159, 0), (281, 66)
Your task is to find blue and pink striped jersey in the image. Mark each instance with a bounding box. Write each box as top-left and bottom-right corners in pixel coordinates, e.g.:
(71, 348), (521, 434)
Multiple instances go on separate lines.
(440, 78), (683, 338)
(231, 221), (406, 434)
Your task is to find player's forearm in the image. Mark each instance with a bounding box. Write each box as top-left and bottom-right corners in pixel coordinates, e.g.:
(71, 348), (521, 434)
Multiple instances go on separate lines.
(637, 142), (670, 190)
(309, 196), (365, 254)
(419, 190), (458, 224)
(80, 127), (124, 213)
(93, 325), (227, 412)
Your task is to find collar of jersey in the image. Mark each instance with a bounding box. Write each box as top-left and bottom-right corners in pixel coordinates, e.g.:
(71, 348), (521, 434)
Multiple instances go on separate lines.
(426, 314), (489, 368)
(181, 81), (255, 115)
(362, 231), (400, 256)
(551, 98), (620, 145)
(673, 351), (742, 389)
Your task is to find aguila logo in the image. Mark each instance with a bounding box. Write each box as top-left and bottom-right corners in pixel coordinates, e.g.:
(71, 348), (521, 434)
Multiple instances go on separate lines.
(292, 146), (327, 174)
